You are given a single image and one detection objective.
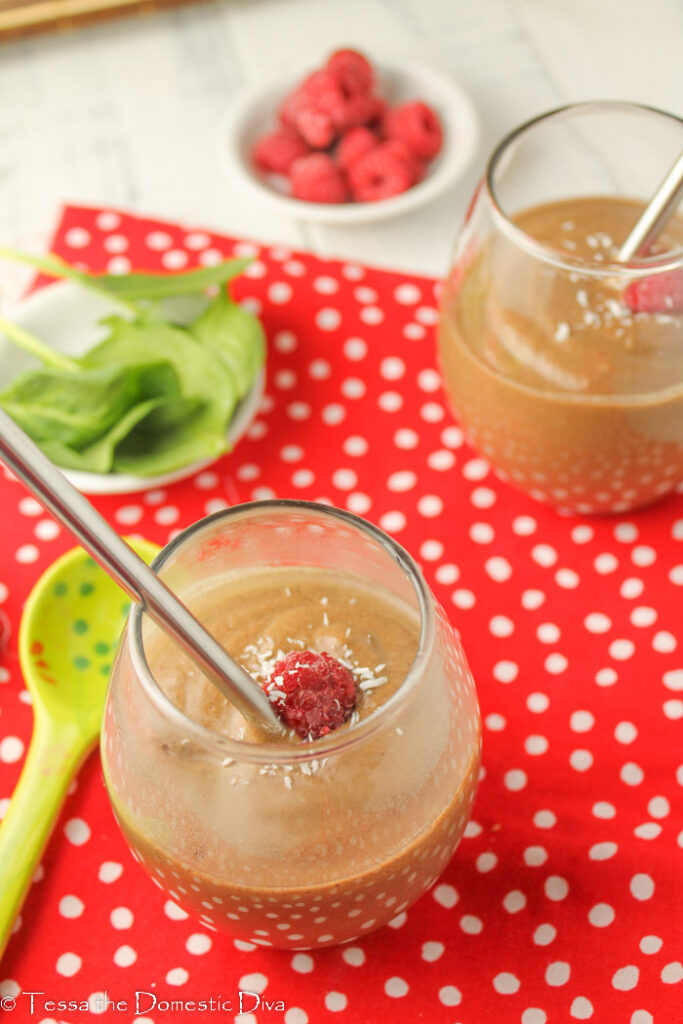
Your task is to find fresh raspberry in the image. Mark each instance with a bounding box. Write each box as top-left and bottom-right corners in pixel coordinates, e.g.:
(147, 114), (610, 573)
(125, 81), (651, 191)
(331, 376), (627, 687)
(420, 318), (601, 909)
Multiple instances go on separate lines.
(347, 141), (414, 201)
(336, 126), (379, 172)
(366, 95), (388, 130)
(381, 139), (423, 184)
(295, 105), (336, 148)
(384, 100), (443, 160)
(252, 129), (311, 175)
(278, 86), (309, 130)
(301, 69), (350, 129)
(336, 92), (378, 131)
(280, 67), (375, 146)
(412, 159), (427, 185)
(290, 153), (348, 203)
(326, 49), (374, 95)
(303, 67), (346, 98)
(264, 651), (358, 739)
(623, 268), (683, 314)
(302, 69), (378, 133)
(280, 72), (340, 127)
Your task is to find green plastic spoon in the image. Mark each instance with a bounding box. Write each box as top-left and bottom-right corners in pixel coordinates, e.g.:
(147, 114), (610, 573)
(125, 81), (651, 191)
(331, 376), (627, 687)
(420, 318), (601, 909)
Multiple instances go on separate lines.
(0, 537), (159, 960)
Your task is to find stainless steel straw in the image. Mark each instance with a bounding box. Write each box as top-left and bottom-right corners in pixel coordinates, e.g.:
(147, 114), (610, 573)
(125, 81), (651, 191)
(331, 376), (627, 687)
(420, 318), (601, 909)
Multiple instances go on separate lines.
(0, 408), (284, 735)
(618, 149), (683, 261)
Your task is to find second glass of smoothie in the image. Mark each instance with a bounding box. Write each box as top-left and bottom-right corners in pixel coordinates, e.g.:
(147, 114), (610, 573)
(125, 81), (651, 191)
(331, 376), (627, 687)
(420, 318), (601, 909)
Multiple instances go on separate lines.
(101, 501), (481, 949)
(438, 101), (683, 513)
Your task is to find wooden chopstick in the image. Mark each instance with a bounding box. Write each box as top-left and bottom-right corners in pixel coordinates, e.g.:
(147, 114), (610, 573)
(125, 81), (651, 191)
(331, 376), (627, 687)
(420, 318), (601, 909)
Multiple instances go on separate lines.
(0, 0), (204, 40)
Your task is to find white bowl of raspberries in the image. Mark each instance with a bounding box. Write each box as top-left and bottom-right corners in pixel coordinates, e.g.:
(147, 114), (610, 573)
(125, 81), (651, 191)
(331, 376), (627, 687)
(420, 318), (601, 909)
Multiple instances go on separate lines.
(222, 48), (480, 224)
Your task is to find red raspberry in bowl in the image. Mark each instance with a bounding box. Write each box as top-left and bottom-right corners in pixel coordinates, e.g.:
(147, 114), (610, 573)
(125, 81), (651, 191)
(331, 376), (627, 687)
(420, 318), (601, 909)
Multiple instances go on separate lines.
(280, 70), (346, 129)
(252, 129), (311, 175)
(347, 141), (415, 201)
(296, 68), (377, 135)
(366, 95), (388, 130)
(252, 48), (446, 207)
(278, 86), (309, 130)
(336, 126), (379, 172)
(301, 69), (348, 122)
(327, 48), (374, 95)
(264, 650), (358, 740)
(381, 139), (424, 184)
(337, 92), (378, 131)
(290, 153), (348, 203)
(295, 105), (337, 148)
(384, 100), (443, 160)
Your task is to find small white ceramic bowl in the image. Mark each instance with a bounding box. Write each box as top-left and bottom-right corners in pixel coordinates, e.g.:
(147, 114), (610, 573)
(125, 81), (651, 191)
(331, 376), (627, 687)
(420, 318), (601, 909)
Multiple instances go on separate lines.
(0, 281), (264, 495)
(220, 59), (480, 225)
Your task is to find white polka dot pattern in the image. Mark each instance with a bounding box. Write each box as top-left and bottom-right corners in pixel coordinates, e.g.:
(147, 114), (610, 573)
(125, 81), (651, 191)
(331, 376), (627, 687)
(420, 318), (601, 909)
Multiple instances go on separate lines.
(0, 207), (679, 1023)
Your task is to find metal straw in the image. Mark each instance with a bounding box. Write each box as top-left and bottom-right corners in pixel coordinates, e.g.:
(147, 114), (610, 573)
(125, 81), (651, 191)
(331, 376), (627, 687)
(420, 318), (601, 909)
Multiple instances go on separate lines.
(618, 150), (683, 261)
(0, 408), (284, 735)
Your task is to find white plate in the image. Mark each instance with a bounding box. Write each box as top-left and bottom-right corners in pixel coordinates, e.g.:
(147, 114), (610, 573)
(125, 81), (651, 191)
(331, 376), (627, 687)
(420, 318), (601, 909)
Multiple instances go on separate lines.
(0, 281), (265, 495)
(220, 59), (480, 225)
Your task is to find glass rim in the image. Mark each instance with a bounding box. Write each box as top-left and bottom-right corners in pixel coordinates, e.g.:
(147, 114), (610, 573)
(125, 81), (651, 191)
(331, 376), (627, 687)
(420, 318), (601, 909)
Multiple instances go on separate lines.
(485, 100), (683, 276)
(127, 500), (435, 764)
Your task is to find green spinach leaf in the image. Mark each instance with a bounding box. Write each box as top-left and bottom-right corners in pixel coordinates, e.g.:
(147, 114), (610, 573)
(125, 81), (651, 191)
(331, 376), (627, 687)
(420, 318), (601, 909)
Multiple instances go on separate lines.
(113, 396), (225, 476)
(0, 248), (249, 305)
(81, 314), (238, 466)
(0, 361), (178, 449)
(0, 247), (268, 477)
(39, 396), (169, 473)
(83, 314), (238, 424)
(189, 290), (266, 398)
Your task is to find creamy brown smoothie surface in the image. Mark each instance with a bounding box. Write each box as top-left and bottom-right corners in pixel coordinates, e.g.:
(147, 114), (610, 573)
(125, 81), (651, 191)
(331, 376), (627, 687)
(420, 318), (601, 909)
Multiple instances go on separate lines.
(439, 196), (683, 511)
(107, 566), (480, 948)
(147, 567), (420, 743)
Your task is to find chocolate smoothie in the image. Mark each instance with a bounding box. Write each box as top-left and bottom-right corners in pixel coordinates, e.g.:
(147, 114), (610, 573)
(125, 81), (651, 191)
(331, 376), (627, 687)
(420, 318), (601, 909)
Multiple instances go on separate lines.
(104, 567), (480, 948)
(439, 196), (683, 512)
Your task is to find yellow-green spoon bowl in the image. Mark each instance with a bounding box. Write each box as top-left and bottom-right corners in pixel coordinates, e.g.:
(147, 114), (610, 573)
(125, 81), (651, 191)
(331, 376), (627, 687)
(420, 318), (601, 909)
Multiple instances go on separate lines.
(0, 537), (159, 960)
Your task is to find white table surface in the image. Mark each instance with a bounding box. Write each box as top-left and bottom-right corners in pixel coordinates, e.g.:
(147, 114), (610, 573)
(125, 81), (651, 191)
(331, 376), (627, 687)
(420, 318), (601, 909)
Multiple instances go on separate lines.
(1, 0), (682, 301)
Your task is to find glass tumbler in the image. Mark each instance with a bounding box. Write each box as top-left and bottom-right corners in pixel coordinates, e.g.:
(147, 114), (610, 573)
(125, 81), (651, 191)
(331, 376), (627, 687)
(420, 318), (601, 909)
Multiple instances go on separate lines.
(438, 101), (683, 513)
(101, 501), (481, 949)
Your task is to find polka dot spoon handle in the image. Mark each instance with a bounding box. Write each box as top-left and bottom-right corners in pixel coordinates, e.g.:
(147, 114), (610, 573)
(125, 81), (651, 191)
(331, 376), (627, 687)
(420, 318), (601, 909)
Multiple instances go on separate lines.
(0, 701), (93, 959)
(0, 536), (160, 962)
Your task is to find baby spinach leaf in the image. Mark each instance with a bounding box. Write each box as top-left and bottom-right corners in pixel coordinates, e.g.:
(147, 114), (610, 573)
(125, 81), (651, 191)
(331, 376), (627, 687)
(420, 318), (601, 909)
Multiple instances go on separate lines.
(0, 313), (80, 373)
(39, 396), (170, 473)
(83, 314), (238, 426)
(189, 291), (266, 398)
(81, 315), (238, 468)
(113, 396), (223, 476)
(0, 247), (249, 305)
(0, 247), (268, 478)
(0, 362), (178, 449)
(87, 260), (251, 302)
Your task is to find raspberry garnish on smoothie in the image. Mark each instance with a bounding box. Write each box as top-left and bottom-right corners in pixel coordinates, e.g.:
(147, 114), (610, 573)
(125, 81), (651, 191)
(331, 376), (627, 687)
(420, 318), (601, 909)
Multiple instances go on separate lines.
(264, 650), (358, 739)
(624, 267), (683, 313)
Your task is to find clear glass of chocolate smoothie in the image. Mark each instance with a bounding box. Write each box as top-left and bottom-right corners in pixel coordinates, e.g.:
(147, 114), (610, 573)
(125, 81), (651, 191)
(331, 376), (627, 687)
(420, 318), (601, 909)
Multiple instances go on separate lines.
(438, 101), (683, 513)
(101, 501), (481, 949)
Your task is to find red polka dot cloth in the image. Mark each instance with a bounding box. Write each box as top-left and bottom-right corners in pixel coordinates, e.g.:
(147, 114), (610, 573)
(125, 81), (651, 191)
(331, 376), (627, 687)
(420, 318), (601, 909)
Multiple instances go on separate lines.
(0, 205), (681, 1024)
